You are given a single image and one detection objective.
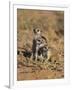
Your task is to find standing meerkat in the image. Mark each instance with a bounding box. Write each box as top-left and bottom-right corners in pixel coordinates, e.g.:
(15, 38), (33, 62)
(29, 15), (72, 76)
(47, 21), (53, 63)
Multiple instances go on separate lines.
(32, 28), (48, 61)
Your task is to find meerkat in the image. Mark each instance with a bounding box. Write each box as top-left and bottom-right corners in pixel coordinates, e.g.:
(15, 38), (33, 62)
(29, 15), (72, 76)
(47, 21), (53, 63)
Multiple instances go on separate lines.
(32, 28), (48, 61)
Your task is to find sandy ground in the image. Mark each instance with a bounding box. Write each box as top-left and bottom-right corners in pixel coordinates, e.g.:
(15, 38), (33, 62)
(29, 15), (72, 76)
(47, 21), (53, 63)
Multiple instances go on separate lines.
(17, 9), (64, 80)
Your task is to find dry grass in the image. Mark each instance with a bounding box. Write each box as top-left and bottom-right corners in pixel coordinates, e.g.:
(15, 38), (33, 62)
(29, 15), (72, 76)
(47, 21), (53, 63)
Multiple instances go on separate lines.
(17, 9), (64, 80)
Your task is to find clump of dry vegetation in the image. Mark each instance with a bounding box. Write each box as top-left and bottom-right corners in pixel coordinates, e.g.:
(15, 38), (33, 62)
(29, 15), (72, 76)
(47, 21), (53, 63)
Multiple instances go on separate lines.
(17, 9), (64, 80)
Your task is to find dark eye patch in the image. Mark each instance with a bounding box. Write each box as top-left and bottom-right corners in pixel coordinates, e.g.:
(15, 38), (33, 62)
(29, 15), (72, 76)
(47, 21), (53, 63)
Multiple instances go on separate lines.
(33, 29), (36, 33)
(37, 30), (39, 32)
(38, 39), (41, 42)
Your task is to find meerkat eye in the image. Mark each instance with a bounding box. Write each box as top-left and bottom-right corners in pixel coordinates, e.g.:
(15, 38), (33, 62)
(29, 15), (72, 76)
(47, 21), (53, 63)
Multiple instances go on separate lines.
(37, 29), (39, 32)
(38, 40), (40, 42)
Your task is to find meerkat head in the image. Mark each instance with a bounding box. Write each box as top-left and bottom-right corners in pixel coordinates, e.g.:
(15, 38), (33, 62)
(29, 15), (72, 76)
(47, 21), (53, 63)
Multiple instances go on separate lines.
(33, 28), (41, 35)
